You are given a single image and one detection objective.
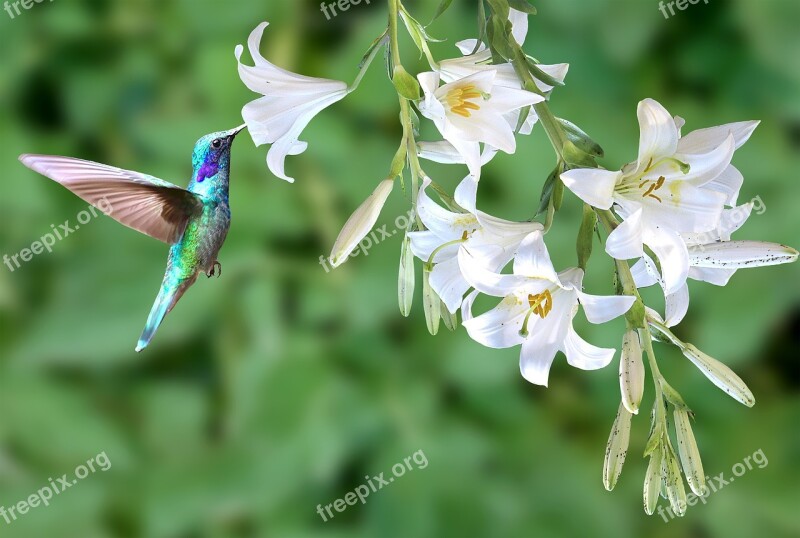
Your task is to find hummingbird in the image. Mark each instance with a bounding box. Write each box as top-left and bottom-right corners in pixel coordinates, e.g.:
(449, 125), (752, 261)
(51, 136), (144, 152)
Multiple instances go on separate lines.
(19, 125), (246, 352)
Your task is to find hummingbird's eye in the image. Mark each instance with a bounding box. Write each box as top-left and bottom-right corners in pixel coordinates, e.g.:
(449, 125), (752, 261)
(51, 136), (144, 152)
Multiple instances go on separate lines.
(212, 138), (222, 149)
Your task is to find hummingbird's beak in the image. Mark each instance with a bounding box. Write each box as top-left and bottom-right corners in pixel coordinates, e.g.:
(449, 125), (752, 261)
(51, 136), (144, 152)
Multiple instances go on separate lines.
(230, 123), (247, 139)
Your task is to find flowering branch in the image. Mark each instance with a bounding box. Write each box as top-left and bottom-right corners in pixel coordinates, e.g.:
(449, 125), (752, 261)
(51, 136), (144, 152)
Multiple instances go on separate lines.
(232, 0), (799, 516)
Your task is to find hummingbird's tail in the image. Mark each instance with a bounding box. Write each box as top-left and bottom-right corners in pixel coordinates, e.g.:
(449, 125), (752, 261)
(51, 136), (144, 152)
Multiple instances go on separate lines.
(136, 274), (195, 353)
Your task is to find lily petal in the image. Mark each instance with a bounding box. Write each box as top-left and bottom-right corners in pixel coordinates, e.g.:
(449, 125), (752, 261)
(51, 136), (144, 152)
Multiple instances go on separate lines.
(677, 120), (759, 154)
(635, 99), (679, 174)
(563, 324), (616, 371)
(462, 295), (528, 349)
(644, 226), (690, 295)
(664, 282), (690, 327)
(408, 230), (458, 263)
(702, 165), (743, 206)
(688, 266), (737, 286)
(513, 231), (560, 282)
(458, 247), (531, 297)
(560, 168), (621, 210)
(417, 178), (478, 242)
(606, 209), (644, 260)
(430, 256), (471, 314)
(519, 338), (560, 387)
(676, 134), (735, 186)
(631, 257), (659, 288)
(578, 292), (636, 324)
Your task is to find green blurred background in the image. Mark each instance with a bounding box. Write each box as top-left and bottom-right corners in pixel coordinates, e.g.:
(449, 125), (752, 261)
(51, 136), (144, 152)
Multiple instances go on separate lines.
(0, 0), (798, 536)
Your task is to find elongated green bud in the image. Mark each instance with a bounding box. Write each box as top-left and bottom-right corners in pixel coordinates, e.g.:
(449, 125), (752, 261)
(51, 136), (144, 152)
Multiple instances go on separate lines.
(643, 447), (662, 516)
(663, 448), (687, 517)
(674, 408), (706, 496)
(398, 235), (415, 317)
(603, 403), (632, 491)
(422, 268), (441, 335)
(682, 344), (755, 407)
(330, 179), (394, 268)
(619, 329), (644, 414)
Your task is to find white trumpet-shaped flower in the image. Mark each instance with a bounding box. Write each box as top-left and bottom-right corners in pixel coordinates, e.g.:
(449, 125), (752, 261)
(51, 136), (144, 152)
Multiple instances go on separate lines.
(632, 202), (798, 326)
(417, 70), (544, 177)
(439, 8), (569, 96)
(460, 232), (636, 386)
(561, 98), (758, 294)
(236, 22), (351, 183)
(437, 8), (567, 139)
(408, 176), (541, 313)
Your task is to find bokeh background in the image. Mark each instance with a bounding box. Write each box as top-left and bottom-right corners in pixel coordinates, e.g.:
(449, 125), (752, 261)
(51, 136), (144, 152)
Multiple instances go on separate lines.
(0, 0), (798, 536)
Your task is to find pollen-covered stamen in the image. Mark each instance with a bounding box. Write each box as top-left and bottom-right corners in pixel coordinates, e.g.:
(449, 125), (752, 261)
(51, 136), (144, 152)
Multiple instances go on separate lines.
(528, 290), (553, 319)
(519, 290), (554, 337)
(640, 175), (666, 203)
(445, 84), (484, 118)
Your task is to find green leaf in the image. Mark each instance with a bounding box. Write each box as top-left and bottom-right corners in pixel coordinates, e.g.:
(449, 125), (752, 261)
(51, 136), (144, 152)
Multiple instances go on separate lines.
(562, 139), (598, 168)
(389, 140), (408, 178)
(393, 65), (421, 101)
(536, 165), (559, 217)
(660, 379), (690, 411)
(557, 118), (605, 158)
(508, 0), (537, 14)
(430, 0), (454, 23)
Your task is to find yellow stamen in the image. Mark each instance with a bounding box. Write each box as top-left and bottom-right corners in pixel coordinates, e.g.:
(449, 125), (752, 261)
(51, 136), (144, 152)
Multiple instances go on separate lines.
(528, 290), (553, 319)
(444, 84), (483, 118)
(640, 176), (666, 203)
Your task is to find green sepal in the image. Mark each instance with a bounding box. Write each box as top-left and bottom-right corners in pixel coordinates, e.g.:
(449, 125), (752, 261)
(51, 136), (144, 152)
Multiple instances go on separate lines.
(557, 118), (605, 158)
(393, 65), (421, 101)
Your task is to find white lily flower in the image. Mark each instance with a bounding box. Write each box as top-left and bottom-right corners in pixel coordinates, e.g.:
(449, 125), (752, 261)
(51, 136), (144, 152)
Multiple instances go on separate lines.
(236, 22), (350, 183)
(417, 70), (544, 177)
(459, 232), (636, 386)
(632, 203), (798, 326)
(561, 98), (756, 294)
(407, 176), (541, 313)
(439, 9), (569, 96)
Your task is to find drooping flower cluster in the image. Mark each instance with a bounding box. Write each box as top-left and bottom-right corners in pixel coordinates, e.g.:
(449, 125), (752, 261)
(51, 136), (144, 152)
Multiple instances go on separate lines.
(234, 1), (798, 517)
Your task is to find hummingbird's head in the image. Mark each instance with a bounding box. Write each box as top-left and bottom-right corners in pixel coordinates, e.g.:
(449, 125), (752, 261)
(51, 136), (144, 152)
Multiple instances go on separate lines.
(191, 124), (246, 185)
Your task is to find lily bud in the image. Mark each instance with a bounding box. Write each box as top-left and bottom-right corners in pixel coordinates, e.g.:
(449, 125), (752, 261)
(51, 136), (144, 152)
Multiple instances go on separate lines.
(330, 179), (394, 268)
(422, 268), (441, 335)
(643, 447), (662, 516)
(398, 235), (415, 317)
(619, 329), (644, 414)
(674, 408), (706, 496)
(603, 403), (632, 491)
(663, 448), (687, 517)
(681, 344), (755, 407)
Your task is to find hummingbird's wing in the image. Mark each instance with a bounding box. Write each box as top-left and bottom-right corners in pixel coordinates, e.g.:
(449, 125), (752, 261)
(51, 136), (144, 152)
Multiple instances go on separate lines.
(19, 154), (204, 244)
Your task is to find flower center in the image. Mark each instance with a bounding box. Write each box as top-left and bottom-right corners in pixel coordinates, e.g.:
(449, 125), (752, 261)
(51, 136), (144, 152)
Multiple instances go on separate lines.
(444, 84), (484, 118)
(425, 228), (476, 269)
(519, 290), (554, 337)
(528, 290), (553, 319)
(639, 175), (665, 203)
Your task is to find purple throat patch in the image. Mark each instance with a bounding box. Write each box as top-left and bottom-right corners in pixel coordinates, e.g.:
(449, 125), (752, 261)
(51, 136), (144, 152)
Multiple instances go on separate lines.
(196, 161), (219, 183)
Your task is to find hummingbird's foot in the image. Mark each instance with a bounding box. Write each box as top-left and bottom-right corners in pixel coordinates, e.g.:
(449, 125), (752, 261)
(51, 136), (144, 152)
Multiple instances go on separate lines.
(206, 261), (222, 279)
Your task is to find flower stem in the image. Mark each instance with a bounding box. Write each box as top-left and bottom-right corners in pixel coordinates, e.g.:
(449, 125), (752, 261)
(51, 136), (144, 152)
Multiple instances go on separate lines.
(389, 0), (424, 228)
(510, 45), (568, 161)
